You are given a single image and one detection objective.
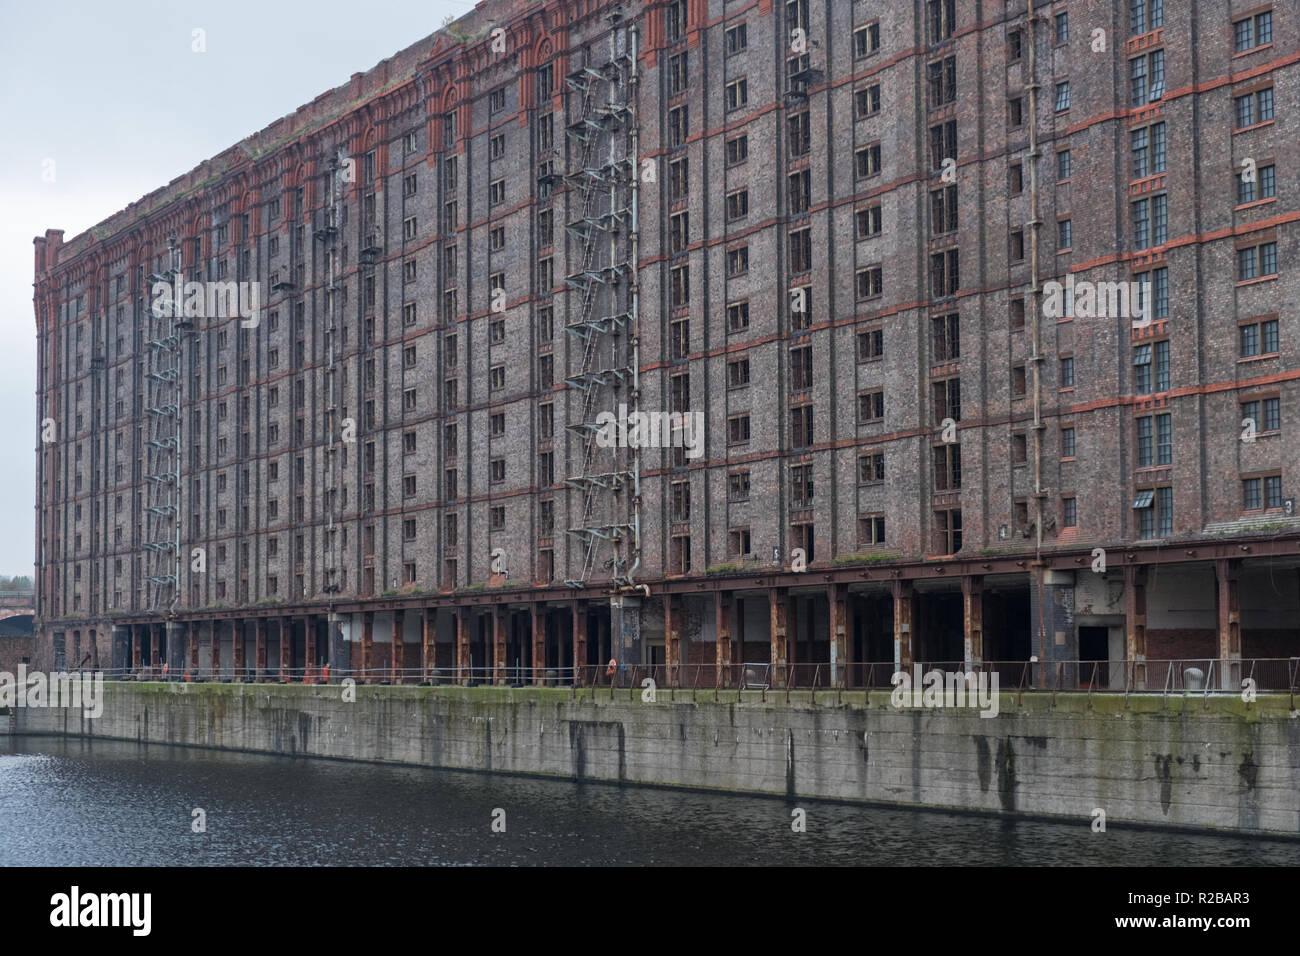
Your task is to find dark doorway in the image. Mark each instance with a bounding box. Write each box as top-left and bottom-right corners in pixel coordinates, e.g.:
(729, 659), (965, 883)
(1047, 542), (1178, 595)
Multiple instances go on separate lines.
(1080, 626), (1108, 662)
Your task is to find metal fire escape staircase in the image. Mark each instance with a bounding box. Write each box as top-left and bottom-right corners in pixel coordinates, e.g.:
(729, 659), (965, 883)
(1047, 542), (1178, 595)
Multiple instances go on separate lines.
(142, 243), (185, 613)
(562, 12), (641, 589)
(317, 149), (349, 597)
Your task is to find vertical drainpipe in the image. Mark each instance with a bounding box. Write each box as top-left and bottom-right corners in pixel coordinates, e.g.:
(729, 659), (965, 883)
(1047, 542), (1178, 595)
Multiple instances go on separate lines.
(1026, 0), (1047, 665)
(627, 18), (642, 586)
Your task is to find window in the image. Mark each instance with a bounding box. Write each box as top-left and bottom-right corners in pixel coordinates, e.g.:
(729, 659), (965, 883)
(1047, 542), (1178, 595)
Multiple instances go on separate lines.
(930, 185), (957, 234)
(727, 302), (750, 333)
(403, 301), (417, 327)
(1132, 194), (1167, 249)
(858, 327), (884, 361)
(1008, 29), (1023, 61)
(669, 105), (689, 147)
(856, 84), (881, 118)
(854, 22), (881, 58)
(1130, 0), (1163, 35)
(859, 452), (885, 484)
(489, 88), (506, 114)
(1134, 266), (1169, 320)
(1237, 242), (1278, 281)
(934, 509), (962, 553)
(1130, 122), (1166, 179)
(858, 515), (887, 547)
(788, 111), (811, 157)
(933, 444), (962, 490)
(789, 170), (811, 214)
(1060, 356), (1075, 388)
(489, 179), (505, 205)
(1133, 343), (1152, 393)
(789, 229), (811, 273)
(728, 414), (751, 445)
(1241, 397), (1280, 433)
(726, 189), (749, 220)
(1234, 88), (1273, 129)
(1057, 149), (1072, 181)
(858, 390), (884, 423)
(792, 405), (814, 446)
(666, 0), (688, 40)
(790, 345), (813, 390)
(669, 157), (689, 200)
(790, 523), (815, 563)
(1055, 11), (1069, 45)
(728, 471), (751, 501)
(929, 120), (956, 170)
(1009, 97), (1023, 127)
(1062, 427), (1076, 458)
(1010, 162), (1024, 194)
(1240, 317), (1279, 357)
(1054, 81), (1070, 112)
(668, 53), (688, 94)
(1238, 163), (1276, 204)
(1012, 365), (1027, 397)
(727, 246), (750, 276)
(1136, 413), (1171, 466)
(488, 458), (505, 484)
(725, 77), (748, 111)
(931, 249), (959, 297)
(931, 313), (959, 361)
(927, 57), (956, 106)
(857, 204), (883, 239)
(1234, 12), (1272, 53)
(670, 265), (690, 307)
(1058, 219), (1072, 249)
(928, 0), (956, 43)
(717, 141), (747, 178)
(728, 355), (750, 388)
(1011, 230), (1025, 261)
(725, 23), (747, 55)
(856, 266), (883, 300)
(791, 464), (814, 506)
(1135, 486), (1172, 539)
(856, 143), (882, 179)
(932, 377), (961, 423)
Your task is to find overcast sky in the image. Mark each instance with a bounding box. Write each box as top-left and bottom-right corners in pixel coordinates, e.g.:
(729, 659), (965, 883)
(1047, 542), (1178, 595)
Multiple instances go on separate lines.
(0, 0), (474, 577)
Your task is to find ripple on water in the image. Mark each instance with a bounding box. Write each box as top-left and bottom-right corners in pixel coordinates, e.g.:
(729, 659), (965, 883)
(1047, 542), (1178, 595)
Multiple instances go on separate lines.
(1, 737), (1297, 866)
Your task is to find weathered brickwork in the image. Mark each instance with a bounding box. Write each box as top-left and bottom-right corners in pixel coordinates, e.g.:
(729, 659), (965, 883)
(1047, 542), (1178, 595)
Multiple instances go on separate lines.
(31, 0), (1299, 673)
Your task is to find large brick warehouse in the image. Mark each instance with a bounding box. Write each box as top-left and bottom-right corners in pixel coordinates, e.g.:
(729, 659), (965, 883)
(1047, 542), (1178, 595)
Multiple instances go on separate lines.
(31, 0), (1300, 690)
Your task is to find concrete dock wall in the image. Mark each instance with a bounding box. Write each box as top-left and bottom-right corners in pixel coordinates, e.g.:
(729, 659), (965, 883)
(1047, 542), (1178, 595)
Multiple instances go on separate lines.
(12, 683), (1300, 836)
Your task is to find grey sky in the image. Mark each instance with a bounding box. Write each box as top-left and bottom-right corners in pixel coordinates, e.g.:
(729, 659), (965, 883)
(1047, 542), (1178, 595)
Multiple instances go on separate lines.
(0, 0), (473, 576)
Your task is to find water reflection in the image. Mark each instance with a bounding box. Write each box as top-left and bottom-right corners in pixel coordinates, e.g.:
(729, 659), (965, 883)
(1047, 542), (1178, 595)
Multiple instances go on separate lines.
(1, 737), (1295, 866)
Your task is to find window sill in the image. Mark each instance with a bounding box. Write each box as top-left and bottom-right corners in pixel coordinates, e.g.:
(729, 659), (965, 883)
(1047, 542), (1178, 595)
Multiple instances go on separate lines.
(1235, 275), (1278, 288)
(1234, 120), (1275, 135)
(1231, 43), (1273, 59)
(1235, 196), (1277, 212)
(1061, 456), (1077, 463)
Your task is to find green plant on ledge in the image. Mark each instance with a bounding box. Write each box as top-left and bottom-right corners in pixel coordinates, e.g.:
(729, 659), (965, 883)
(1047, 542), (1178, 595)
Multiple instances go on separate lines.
(705, 563), (744, 575)
(832, 551), (901, 566)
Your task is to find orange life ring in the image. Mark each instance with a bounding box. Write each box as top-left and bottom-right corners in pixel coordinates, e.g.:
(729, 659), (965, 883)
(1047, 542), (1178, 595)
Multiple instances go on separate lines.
(605, 658), (617, 676)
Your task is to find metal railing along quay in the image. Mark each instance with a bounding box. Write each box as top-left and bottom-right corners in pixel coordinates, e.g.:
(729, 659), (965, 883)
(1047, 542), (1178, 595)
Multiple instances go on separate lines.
(72, 657), (1300, 709)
